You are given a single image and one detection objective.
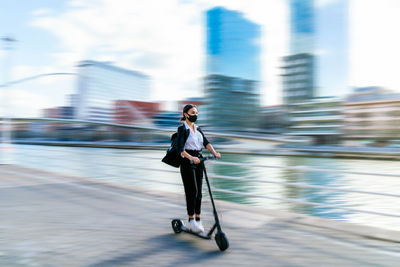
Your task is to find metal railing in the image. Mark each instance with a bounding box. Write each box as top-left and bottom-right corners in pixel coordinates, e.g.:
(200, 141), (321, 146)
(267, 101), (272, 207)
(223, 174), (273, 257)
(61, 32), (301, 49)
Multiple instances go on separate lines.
(11, 145), (400, 220)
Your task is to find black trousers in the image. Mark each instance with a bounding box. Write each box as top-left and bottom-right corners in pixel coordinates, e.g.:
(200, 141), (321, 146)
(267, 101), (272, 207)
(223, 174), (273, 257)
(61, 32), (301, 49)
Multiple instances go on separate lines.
(180, 150), (204, 216)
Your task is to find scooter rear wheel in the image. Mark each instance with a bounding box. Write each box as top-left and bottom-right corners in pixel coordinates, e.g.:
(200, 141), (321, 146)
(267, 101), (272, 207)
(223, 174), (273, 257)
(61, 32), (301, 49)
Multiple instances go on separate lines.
(171, 219), (183, 233)
(215, 231), (229, 251)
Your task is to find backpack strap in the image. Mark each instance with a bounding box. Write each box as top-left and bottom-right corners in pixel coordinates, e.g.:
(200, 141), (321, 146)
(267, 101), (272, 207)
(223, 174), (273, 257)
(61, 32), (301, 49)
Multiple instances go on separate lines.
(176, 124), (189, 154)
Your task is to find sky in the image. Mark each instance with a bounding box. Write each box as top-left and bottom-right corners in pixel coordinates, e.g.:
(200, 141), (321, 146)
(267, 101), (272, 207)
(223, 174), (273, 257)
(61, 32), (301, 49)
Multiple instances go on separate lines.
(1, 0), (400, 117)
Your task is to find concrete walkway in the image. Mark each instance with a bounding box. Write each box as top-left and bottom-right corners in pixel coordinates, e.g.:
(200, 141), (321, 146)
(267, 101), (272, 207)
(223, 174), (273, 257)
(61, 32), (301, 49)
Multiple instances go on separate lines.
(1, 165), (400, 266)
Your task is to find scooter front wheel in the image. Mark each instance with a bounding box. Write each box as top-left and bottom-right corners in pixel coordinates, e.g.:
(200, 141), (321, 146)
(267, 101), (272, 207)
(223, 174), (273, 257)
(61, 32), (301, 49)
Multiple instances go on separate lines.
(171, 219), (183, 233)
(215, 231), (229, 251)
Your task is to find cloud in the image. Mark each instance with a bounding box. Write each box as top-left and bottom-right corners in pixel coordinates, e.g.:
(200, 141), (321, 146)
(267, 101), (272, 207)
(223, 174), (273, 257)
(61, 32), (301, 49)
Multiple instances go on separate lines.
(0, 89), (52, 117)
(132, 52), (168, 70)
(31, 8), (53, 16)
(0, 51), (6, 69)
(28, 0), (288, 106)
(29, 0), (206, 102)
(350, 0), (400, 90)
(3, 63), (76, 118)
(316, 0), (340, 8)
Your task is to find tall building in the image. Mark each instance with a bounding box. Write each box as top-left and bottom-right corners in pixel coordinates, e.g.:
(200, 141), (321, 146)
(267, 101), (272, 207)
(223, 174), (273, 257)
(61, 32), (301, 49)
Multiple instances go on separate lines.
(205, 7), (261, 130)
(76, 60), (150, 123)
(284, 0), (348, 105)
(282, 53), (315, 105)
(289, 0), (314, 55)
(206, 7), (261, 82)
(315, 0), (348, 97)
(205, 74), (259, 129)
(68, 94), (79, 109)
(283, 0), (315, 106)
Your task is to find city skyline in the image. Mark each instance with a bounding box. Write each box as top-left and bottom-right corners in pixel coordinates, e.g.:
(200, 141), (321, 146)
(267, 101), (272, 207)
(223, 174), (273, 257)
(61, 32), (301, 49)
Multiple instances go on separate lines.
(1, 0), (400, 118)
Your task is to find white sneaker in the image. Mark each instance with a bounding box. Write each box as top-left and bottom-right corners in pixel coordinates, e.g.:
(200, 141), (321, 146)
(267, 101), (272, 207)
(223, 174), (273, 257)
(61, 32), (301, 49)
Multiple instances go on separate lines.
(187, 220), (202, 233)
(196, 220), (205, 232)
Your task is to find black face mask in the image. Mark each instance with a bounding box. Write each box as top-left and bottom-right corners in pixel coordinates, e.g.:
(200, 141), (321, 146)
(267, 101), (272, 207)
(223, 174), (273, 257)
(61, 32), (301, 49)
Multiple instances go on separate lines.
(187, 114), (198, 122)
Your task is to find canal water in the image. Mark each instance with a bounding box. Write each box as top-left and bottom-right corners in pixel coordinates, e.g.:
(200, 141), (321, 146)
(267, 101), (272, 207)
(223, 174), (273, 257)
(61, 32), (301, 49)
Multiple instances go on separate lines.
(9, 144), (400, 231)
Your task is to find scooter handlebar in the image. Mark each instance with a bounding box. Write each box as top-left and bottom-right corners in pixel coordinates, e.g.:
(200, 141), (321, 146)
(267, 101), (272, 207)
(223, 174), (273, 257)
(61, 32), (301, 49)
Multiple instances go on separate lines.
(190, 155), (216, 165)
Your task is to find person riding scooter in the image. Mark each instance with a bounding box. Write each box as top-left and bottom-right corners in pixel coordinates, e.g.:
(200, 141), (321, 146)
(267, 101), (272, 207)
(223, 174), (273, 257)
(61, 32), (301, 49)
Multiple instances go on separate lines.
(176, 104), (221, 233)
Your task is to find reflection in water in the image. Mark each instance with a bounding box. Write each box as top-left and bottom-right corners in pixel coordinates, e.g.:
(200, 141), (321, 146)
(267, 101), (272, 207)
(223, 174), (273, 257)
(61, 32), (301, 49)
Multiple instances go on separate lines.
(282, 157), (349, 219)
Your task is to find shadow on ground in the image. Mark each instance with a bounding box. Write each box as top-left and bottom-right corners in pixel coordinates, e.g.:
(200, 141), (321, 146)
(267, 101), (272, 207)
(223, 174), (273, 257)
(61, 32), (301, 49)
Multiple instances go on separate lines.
(88, 233), (224, 266)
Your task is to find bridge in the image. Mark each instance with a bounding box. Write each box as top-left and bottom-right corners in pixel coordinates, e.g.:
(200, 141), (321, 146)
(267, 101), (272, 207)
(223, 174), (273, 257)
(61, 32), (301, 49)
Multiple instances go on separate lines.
(2, 153), (400, 266)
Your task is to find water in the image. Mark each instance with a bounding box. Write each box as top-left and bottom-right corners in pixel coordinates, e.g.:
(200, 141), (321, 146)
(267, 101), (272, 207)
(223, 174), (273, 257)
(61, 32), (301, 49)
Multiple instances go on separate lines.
(9, 144), (400, 231)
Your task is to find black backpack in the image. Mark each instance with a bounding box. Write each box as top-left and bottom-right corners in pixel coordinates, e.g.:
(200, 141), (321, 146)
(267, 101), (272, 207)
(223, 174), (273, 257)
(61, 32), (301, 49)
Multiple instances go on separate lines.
(161, 132), (182, 168)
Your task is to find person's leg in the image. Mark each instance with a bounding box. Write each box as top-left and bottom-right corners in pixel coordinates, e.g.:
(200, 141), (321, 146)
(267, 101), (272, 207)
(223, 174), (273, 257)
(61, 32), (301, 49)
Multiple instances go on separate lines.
(194, 162), (204, 219)
(180, 161), (203, 233)
(180, 162), (197, 218)
(193, 162), (205, 232)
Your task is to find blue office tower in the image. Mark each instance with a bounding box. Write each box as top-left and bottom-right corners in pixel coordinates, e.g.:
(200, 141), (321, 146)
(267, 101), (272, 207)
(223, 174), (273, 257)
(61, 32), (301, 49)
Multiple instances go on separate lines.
(285, 0), (349, 104)
(290, 0), (314, 54)
(205, 7), (261, 130)
(315, 0), (349, 97)
(206, 7), (261, 82)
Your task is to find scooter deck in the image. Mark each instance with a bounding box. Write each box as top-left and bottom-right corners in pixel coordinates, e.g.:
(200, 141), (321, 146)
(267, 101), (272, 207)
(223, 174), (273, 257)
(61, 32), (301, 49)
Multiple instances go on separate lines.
(181, 225), (212, 240)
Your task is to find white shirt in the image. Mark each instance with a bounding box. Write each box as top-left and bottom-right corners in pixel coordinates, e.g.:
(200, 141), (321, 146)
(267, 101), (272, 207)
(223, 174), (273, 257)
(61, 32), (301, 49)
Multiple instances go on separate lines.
(183, 121), (203, 151)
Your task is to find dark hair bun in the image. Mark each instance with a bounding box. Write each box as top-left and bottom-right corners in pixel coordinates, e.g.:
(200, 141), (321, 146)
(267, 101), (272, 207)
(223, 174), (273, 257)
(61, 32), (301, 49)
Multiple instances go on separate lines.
(183, 104), (196, 114)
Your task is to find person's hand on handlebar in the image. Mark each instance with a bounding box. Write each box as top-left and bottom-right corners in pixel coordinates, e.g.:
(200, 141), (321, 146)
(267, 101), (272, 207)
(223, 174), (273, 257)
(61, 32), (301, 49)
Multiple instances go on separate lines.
(190, 156), (201, 164)
(214, 152), (221, 159)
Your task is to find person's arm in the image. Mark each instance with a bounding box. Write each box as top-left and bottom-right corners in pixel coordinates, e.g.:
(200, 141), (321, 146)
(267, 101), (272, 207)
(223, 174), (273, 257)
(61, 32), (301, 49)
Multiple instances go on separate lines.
(206, 143), (221, 158)
(198, 127), (221, 159)
(181, 150), (200, 164)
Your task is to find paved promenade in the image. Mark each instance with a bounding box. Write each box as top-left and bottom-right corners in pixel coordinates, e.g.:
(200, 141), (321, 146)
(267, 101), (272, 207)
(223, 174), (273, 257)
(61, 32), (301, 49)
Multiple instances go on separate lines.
(1, 165), (400, 266)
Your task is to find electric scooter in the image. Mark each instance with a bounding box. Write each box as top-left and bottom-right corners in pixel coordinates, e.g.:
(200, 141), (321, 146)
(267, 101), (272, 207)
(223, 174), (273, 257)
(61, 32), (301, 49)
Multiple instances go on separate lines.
(171, 156), (229, 251)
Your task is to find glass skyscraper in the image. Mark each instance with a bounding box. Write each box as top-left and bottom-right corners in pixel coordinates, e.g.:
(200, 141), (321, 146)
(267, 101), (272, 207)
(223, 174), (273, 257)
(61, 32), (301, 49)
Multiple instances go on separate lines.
(206, 7), (261, 82)
(289, 0), (315, 55)
(315, 0), (349, 97)
(283, 0), (315, 106)
(286, 0), (349, 98)
(284, 0), (349, 143)
(282, 53), (315, 105)
(205, 7), (261, 130)
(76, 60), (150, 123)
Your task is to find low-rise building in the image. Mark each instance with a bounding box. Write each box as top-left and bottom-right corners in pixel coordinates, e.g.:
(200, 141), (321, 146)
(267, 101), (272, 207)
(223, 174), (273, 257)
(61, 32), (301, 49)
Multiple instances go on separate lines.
(287, 97), (343, 144)
(153, 112), (181, 128)
(343, 87), (400, 142)
(114, 100), (160, 126)
(260, 106), (285, 134)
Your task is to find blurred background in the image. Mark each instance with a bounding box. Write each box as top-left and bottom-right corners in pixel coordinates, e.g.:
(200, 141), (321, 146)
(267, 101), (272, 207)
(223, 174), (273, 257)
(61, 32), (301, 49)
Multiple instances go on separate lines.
(1, 0), (400, 230)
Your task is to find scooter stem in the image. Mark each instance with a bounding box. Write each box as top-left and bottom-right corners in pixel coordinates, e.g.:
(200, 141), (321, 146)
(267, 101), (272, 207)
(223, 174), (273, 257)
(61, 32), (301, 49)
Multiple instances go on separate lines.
(203, 167), (222, 232)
